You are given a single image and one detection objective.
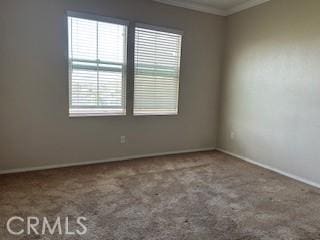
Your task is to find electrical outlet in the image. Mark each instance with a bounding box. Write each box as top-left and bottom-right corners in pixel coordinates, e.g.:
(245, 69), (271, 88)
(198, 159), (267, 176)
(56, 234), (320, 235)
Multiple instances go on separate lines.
(120, 136), (126, 144)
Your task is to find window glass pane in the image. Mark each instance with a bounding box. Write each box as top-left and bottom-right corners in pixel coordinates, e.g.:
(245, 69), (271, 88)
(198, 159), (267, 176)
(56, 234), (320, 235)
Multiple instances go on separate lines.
(98, 22), (125, 63)
(71, 18), (97, 60)
(71, 69), (98, 106)
(98, 71), (123, 107)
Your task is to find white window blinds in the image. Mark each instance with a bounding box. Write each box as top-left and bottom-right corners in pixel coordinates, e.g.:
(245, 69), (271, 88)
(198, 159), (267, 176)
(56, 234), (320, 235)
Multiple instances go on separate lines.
(68, 12), (128, 116)
(134, 24), (182, 115)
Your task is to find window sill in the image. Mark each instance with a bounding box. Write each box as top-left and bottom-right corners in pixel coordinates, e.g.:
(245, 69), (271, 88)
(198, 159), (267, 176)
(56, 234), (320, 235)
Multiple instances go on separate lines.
(69, 109), (126, 117)
(133, 111), (178, 116)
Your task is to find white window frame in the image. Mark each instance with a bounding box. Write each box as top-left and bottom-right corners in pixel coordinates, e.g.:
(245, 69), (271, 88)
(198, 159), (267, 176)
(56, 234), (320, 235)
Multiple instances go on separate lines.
(67, 11), (129, 117)
(133, 23), (183, 116)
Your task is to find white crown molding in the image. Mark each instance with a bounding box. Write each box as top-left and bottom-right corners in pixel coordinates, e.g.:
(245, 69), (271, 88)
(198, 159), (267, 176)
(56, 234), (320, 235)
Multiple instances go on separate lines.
(227, 0), (271, 15)
(153, 0), (271, 16)
(153, 0), (227, 16)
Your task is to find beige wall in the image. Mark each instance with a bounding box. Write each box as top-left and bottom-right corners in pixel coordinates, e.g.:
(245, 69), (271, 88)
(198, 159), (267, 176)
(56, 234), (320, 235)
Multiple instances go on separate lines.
(0, 0), (225, 171)
(218, 0), (320, 185)
(5, 0), (318, 186)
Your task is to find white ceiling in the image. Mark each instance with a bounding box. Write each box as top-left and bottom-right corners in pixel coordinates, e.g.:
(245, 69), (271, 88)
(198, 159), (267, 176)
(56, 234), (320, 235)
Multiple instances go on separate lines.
(153, 0), (271, 16)
(177, 0), (250, 10)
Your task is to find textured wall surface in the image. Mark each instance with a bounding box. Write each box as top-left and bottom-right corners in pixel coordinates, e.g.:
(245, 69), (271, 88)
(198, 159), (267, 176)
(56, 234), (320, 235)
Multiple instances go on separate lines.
(0, 0), (225, 171)
(218, 0), (320, 185)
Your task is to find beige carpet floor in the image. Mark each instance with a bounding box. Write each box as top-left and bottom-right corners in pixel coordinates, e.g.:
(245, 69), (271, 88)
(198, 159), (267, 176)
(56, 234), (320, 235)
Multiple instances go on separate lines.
(1, 151), (320, 239)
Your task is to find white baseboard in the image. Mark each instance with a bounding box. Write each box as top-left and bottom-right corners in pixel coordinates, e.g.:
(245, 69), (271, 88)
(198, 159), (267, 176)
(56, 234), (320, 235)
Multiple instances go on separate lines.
(0, 147), (216, 175)
(217, 148), (320, 189)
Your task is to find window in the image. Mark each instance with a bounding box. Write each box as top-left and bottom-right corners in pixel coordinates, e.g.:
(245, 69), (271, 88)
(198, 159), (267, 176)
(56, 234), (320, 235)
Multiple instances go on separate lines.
(134, 24), (183, 115)
(68, 12), (128, 116)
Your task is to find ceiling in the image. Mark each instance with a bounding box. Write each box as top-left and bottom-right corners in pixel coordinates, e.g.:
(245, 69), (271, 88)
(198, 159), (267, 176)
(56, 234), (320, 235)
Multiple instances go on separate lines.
(153, 0), (271, 16)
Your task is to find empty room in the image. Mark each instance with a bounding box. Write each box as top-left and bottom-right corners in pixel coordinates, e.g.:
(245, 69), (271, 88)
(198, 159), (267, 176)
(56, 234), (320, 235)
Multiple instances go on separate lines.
(1, 0), (320, 239)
